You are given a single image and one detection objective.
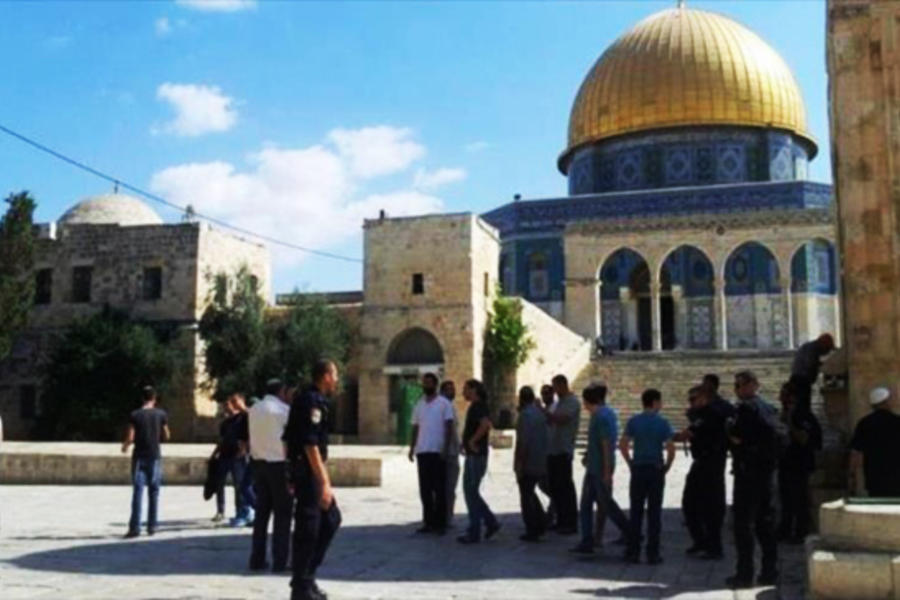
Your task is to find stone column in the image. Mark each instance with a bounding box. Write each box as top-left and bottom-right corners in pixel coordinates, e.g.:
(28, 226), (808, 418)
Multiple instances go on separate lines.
(714, 276), (728, 350)
(781, 277), (795, 349)
(672, 284), (687, 349)
(621, 287), (636, 349)
(651, 282), (662, 351)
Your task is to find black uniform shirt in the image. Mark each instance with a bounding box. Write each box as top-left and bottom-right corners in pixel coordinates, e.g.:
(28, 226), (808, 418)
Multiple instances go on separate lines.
(730, 398), (777, 472)
(283, 385), (330, 468)
(781, 409), (822, 473)
(687, 404), (727, 460)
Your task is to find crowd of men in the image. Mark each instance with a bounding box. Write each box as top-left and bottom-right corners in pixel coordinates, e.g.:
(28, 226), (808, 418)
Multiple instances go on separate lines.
(117, 331), (900, 595)
(122, 360), (343, 600)
(401, 332), (900, 590)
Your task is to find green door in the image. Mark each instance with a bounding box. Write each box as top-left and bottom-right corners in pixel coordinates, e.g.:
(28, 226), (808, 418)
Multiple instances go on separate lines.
(396, 381), (422, 445)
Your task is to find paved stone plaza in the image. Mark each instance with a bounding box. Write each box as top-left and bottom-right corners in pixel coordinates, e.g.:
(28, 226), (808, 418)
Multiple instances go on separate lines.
(0, 447), (805, 599)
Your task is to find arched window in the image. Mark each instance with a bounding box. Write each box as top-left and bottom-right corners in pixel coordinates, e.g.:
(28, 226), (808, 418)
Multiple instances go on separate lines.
(387, 328), (444, 366)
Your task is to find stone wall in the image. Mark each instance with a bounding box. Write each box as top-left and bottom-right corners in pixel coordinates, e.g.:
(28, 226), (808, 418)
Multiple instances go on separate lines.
(513, 298), (591, 395)
(827, 0), (900, 425)
(0, 222), (269, 442)
(576, 351), (794, 429)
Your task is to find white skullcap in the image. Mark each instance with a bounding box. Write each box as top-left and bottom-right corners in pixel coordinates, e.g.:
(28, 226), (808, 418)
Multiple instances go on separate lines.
(870, 387), (891, 406)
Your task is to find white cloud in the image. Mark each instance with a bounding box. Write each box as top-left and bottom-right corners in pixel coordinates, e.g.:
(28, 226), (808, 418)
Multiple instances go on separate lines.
(464, 140), (490, 153)
(413, 167), (466, 191)
(176, 0), (256, 12)
(155, 17), (172, 36)
(327, 126), (425, 178)
(150, 127), (449, 269)
(154, 83), (237, 137)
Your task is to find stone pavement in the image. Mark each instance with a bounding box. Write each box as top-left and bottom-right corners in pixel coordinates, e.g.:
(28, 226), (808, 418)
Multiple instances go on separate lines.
(0, 447), (806, 599)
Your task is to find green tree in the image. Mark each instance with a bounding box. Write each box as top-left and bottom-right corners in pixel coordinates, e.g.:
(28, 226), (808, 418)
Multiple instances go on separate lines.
(271, 294), (350, 387)
(198, 267), (352, 401)
(198, 266), (267, 401)
(37, 308), (182, 440)
(482, 293), (535, 425)
(0, 191), (36, 360)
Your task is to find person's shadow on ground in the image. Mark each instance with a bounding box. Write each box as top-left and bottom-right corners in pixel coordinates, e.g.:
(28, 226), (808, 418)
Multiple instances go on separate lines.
(6, 509), (792, 599)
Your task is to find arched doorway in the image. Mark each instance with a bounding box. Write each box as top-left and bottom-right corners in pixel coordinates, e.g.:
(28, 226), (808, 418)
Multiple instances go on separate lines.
(791, 239), (838, 345)
(385, 328), (444, 444)
(725, 242), (785, 349)
(599, 249), (654, 351)
(660, 245), (715, 349)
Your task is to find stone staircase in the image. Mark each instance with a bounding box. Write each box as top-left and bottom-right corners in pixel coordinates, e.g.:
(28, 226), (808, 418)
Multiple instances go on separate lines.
(573, 350), (795, 447)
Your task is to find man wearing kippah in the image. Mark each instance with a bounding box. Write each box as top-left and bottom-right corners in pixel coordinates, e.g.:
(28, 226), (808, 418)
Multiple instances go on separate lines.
(849, 387), (900, 497)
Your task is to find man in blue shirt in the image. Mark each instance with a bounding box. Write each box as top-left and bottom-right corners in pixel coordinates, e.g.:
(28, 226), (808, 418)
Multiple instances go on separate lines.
(570, 384), (633, 555)
(619, 389), (675, 564)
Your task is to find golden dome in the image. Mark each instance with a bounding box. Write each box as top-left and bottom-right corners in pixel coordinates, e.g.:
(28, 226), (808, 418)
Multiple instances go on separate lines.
(561, 6), (815, 171)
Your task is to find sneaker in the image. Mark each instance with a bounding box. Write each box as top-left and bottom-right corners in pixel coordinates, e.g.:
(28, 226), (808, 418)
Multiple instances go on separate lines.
(230, 517), (249, 528)
(725, 574), (754, 589)
(123, 530), (139, 539)
(569, 543), (595, 555)
(685, 544), (704, 555)
(485, 522), (501, 540)
(757, 570), (779, 586)
(147, 529), (157, 536)
(457, 534), (480, 544)
(212, 512), (225, 523)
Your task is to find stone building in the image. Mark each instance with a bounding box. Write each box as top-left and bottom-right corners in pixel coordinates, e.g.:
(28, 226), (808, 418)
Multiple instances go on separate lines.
(0, 192), (270, 441)
(483, 5), (839, 353)
(331, 4), (844, 442)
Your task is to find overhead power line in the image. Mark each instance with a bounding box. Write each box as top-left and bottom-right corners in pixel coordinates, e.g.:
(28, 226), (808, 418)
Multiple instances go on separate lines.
(0, 123), (363, 264)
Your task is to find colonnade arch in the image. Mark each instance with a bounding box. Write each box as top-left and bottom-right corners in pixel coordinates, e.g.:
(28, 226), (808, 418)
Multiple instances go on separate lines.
(591, 240), (811, 352)
(790, 239), (840, 346)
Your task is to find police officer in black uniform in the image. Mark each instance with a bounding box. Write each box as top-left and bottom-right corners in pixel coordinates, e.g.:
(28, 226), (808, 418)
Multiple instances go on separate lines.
(678, 385), (728, 560)
(283, 359), (342, 600)
(726, 370), (778, 589)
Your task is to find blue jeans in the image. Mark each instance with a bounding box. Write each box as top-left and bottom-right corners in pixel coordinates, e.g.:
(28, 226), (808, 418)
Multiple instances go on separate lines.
(628, 464), (665, 558)
(580, 471), (632, 547)
(129, 457), (162, 533)
(463, 455), (497, 539)
(215, 456), (256, 519)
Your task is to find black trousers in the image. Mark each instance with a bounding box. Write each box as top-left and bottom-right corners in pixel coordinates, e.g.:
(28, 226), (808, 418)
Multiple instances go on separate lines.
(291, 478), (342, 593)
(250, 460), (293, 570)
(733, 467), (777, 578)
(416, 453), (448, 530)
(517, 474), (546, 537)
(682, 458), (726, 553)
(628, 464), (665, 557)
(778, 464), (811, 539)
(547, 453), (577, 530)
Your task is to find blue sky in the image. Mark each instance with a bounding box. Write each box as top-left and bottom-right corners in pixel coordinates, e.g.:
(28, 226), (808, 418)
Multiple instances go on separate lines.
(0, 0), (830, 294)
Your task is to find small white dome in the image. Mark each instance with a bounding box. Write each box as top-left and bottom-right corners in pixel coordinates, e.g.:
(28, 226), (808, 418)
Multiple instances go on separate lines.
(59, 193), (163, 227)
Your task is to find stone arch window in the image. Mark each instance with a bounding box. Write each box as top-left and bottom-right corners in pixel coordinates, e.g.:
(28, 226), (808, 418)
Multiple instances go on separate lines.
(660, 245), (715, 349)
(387, 327), (444, 366)
(599, 248), (652, 351)
(528, 252), (549, 299)
(725, 242), (781, 296)
(724, 242), (785, 349)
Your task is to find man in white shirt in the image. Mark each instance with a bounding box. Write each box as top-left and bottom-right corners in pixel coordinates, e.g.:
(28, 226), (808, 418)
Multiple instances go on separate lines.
(408, 372), (454, 534)
(248, 378), (292, 572)
(441, 380), (462, 527)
